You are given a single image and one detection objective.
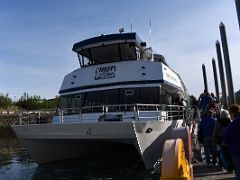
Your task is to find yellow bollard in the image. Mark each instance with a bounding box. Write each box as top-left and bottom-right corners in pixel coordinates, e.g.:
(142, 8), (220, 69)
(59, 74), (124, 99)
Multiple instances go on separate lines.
(160, 139), (191, 180)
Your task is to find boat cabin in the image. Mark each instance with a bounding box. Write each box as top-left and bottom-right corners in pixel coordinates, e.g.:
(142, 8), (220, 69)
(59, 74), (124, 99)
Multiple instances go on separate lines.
(54, 32), (188, 122)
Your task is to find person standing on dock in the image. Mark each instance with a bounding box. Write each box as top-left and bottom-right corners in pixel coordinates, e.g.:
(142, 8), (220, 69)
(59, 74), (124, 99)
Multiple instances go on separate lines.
(223, 104), (240, 179)
(214, 110), (233, 172)
(198, 90), (213, 118)
(199, 110), (217, 167)
(191, 95), (198, 121)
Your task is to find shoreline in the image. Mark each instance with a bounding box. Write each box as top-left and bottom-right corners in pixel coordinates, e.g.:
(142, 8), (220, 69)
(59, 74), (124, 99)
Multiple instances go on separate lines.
(0, 111), (54, 127)
(0, 126), (15, 137)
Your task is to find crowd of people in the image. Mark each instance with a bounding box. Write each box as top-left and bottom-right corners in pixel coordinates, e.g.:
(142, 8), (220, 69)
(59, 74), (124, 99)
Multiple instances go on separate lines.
(195, 90), (240, 179)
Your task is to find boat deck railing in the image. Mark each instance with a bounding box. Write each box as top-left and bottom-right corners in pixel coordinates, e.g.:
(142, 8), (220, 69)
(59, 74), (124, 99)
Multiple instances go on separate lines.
(15, 104), (187, 125)
(56, 104), (186, 123)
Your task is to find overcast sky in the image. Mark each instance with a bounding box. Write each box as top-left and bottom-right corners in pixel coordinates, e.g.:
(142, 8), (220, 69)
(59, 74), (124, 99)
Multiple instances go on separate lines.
(1, 0), (240, 100)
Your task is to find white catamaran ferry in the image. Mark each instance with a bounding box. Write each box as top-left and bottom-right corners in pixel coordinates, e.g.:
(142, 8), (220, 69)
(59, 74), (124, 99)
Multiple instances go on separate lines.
(13, 32), (189, 169)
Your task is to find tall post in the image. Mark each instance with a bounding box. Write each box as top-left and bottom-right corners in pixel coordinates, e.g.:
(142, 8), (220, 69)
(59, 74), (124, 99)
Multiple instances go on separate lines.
(202, 63), (208, 92)
(219, 22), (236, 105)
(216, 40), (228, 108)
(235, 0), (240, 30)
(212, 58), (220, 102)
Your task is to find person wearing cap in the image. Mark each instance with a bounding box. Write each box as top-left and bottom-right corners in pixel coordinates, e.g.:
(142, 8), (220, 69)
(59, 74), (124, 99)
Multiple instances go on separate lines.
(199, 109), (217, 166)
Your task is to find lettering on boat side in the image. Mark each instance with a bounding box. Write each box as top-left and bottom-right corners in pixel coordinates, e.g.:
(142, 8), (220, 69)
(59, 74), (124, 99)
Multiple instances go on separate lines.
(165, 72), (178, 83)
(95, 65), (116, 80)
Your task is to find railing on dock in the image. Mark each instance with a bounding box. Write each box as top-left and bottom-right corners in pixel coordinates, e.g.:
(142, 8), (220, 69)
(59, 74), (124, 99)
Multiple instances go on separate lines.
(9, 110), (56, 125)
(56, 104), (186, 123)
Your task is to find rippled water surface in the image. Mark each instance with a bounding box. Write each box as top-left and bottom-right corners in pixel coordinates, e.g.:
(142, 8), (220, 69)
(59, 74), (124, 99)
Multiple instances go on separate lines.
(0, 135), (159, 180)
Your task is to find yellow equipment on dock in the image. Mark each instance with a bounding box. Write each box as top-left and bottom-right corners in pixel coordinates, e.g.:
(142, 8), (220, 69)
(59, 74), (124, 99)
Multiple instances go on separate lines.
(160, 127), (193, 180)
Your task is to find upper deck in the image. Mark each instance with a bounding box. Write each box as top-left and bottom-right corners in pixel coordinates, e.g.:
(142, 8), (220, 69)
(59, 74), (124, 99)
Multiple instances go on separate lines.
(59, 32), (187, 96)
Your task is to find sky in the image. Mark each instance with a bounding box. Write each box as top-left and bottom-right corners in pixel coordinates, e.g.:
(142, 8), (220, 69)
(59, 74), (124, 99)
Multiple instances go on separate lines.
(1, 0), (240, 100)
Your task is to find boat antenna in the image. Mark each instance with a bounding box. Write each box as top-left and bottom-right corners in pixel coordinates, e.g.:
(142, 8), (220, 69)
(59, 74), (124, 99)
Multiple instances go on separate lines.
(149, 20), (152, 46)
(130, 18), (133, 32)
(149, 20), (153, 60)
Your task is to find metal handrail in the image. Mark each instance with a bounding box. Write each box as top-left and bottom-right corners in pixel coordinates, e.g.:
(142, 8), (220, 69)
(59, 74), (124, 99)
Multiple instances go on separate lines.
(57, 104), (185, 123)
(17, 109), (56, 125)
(15, 105), (186, 125)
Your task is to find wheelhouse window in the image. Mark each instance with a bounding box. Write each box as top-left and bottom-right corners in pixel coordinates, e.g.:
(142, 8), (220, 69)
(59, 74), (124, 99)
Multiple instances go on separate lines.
(91, 44), (120, 63)
(77, 43), (139, 67)
(120, 43), (137, 61)
(78, 50), (92, 67)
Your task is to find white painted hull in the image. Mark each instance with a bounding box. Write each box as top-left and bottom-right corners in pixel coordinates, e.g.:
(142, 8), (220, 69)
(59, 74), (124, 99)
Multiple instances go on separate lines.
(12, 120), (182, 169)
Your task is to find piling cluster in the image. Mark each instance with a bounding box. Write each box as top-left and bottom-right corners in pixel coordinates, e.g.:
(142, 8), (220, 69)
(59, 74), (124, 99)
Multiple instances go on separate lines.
(201, 20), (237, 109)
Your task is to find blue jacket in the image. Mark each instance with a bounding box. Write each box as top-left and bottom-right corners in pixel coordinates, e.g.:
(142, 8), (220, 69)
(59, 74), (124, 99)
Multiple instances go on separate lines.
(223, 117), (240, 156)
(199, 115), (216, 138)
(199, 95), (212, 110)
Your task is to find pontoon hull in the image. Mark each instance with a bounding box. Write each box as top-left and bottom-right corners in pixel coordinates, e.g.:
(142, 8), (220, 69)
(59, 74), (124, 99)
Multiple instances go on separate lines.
(12, 121), (181, 169)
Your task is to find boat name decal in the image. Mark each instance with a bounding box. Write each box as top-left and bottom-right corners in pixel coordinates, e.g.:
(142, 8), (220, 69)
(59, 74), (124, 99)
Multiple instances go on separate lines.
(165, 72), (178, 83)
(95, 65), (116, 80)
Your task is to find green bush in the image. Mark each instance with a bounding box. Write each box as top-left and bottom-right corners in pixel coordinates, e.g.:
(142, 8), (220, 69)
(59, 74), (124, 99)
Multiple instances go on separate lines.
(0, 92), (59, 111)
(15, 93), (58, 110)
(0, 93), (12, 110)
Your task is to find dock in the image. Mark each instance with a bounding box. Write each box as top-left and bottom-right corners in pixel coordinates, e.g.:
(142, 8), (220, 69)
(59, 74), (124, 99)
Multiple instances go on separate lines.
(193, 162), (235, 179)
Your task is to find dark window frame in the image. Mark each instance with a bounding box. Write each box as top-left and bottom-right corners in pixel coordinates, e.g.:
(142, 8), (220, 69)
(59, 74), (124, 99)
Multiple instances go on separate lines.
(58, 87), (160, 113)
(77, 43), (140, 67)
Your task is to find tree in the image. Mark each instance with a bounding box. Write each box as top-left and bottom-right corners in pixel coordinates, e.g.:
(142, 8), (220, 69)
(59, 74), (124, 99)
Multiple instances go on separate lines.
(0, 93), (12, 110)
(16, 93), (41, 110)
(16, 93), (59, 110)
(40, 97), (59, 109)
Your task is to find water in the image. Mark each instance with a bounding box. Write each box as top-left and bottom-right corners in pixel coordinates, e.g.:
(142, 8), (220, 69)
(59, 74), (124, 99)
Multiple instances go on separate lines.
(0, 135), (159, 180)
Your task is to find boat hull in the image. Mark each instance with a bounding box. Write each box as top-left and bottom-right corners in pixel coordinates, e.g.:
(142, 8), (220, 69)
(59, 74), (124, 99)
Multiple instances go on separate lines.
(12, 120), (182, 169)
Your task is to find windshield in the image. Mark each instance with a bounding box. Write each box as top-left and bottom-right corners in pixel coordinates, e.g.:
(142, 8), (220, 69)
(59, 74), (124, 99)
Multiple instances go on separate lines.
(78, 43), (139, 67)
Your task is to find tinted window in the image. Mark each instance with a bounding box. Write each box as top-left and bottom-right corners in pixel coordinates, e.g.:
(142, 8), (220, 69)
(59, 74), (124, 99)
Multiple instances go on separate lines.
(59, 95), (76, 109)
(120, 43), (136, 60)
(119, 88), (139, 104)
(84, 91), (101, 107)
(59, 96), (68, 109)
(139, 87), (159, 104)
(91, 44), (120, 63)
(58, 87), (160, 113)
(78, 43), (138, 66)
(101, 89), (119, 105)
(75, 94), (84, 107)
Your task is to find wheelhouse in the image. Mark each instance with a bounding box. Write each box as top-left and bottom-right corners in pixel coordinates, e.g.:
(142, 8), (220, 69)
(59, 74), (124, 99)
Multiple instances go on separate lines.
(72, 33), (165, 67)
